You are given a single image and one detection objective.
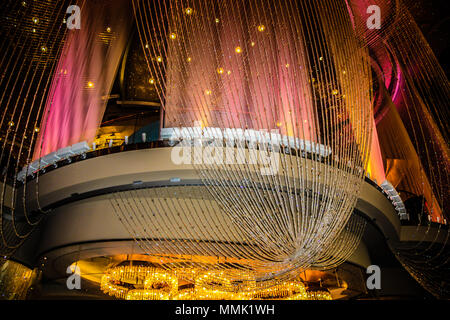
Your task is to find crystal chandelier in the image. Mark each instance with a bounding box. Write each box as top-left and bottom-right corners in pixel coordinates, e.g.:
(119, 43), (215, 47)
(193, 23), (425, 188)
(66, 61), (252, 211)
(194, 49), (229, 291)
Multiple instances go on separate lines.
(122, 0), (373, 287)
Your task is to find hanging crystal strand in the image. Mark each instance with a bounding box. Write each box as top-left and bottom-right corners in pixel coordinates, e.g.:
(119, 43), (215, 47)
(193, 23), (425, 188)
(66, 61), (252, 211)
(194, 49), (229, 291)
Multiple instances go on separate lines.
(125, 0), (372, 290)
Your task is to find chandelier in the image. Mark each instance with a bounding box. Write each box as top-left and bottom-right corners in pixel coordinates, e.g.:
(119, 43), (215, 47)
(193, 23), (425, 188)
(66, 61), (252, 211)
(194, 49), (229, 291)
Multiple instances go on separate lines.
(119, 0), (373, 287)
(100, 263), (333, 300)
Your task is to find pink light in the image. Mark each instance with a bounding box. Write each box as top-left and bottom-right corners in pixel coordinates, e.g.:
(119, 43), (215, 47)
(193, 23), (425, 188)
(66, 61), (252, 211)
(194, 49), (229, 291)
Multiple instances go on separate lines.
(34, 0), (131, 159)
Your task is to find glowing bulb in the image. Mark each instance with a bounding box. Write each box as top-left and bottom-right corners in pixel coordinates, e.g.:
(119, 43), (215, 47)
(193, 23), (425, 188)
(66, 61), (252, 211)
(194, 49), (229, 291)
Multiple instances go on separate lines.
(87, 81), (94, 88)
(235, 46), (242, 54)
(187, 57), (192, 62)
(149, 78), (155, 85)
(169, 32), (177, 40)
(257, 24), (265, 32)
(145, 43), (149, 49)
(34, 127), (40, 133)
(285, 63), (290, 68)
(205, 89), (212, 95)
(41, 46), (47, 52)
(217, 67), (224, 74)
(32, 17), (38, 24)
(227, 70), (231, 75)
(32, 28), (36, 33)
(8, 121), (14, 127)
(156, 56), (162, 62)
(185, 7), (193, 15)
(215, 18), (220, 23)
(251, 41), (255, 47)
(332, 89), (338, 95)
(319, 56), (323, 61)
(106, 27), (111, 32)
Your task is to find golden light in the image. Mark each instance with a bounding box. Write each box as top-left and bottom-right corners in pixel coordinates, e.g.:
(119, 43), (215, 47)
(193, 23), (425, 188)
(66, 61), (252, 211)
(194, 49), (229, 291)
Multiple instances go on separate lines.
(257, 24), (265, 32)
(149, 78), (155, 85)
(106, 27), (111, 32)
(187, 57), (192, 62)
(8, 121), (14, 127)
(87, 81), (94, 88)
(227, 70), (232, 75)
(169, 32), (177, 40)
(156, 56), (162, 62)
(215, 18), (220, 23)
(41, 46), (47, 52)
(217, 67), (224, 74)
(32, 17), (38, 24)
(332, 89), (339, 95)
(235, 46), (242, 54)
(205, 89), (212, 95)
(99, 263), (325, 300)
(34, 127), (40, 133)
(185, 7), (193, 15)
(251, 41), (255, 47)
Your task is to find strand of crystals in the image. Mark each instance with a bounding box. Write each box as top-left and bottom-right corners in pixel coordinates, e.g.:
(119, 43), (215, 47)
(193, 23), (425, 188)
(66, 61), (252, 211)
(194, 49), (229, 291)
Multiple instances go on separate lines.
(130, 0), (373, 286)
(358, 0), (449, 298)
